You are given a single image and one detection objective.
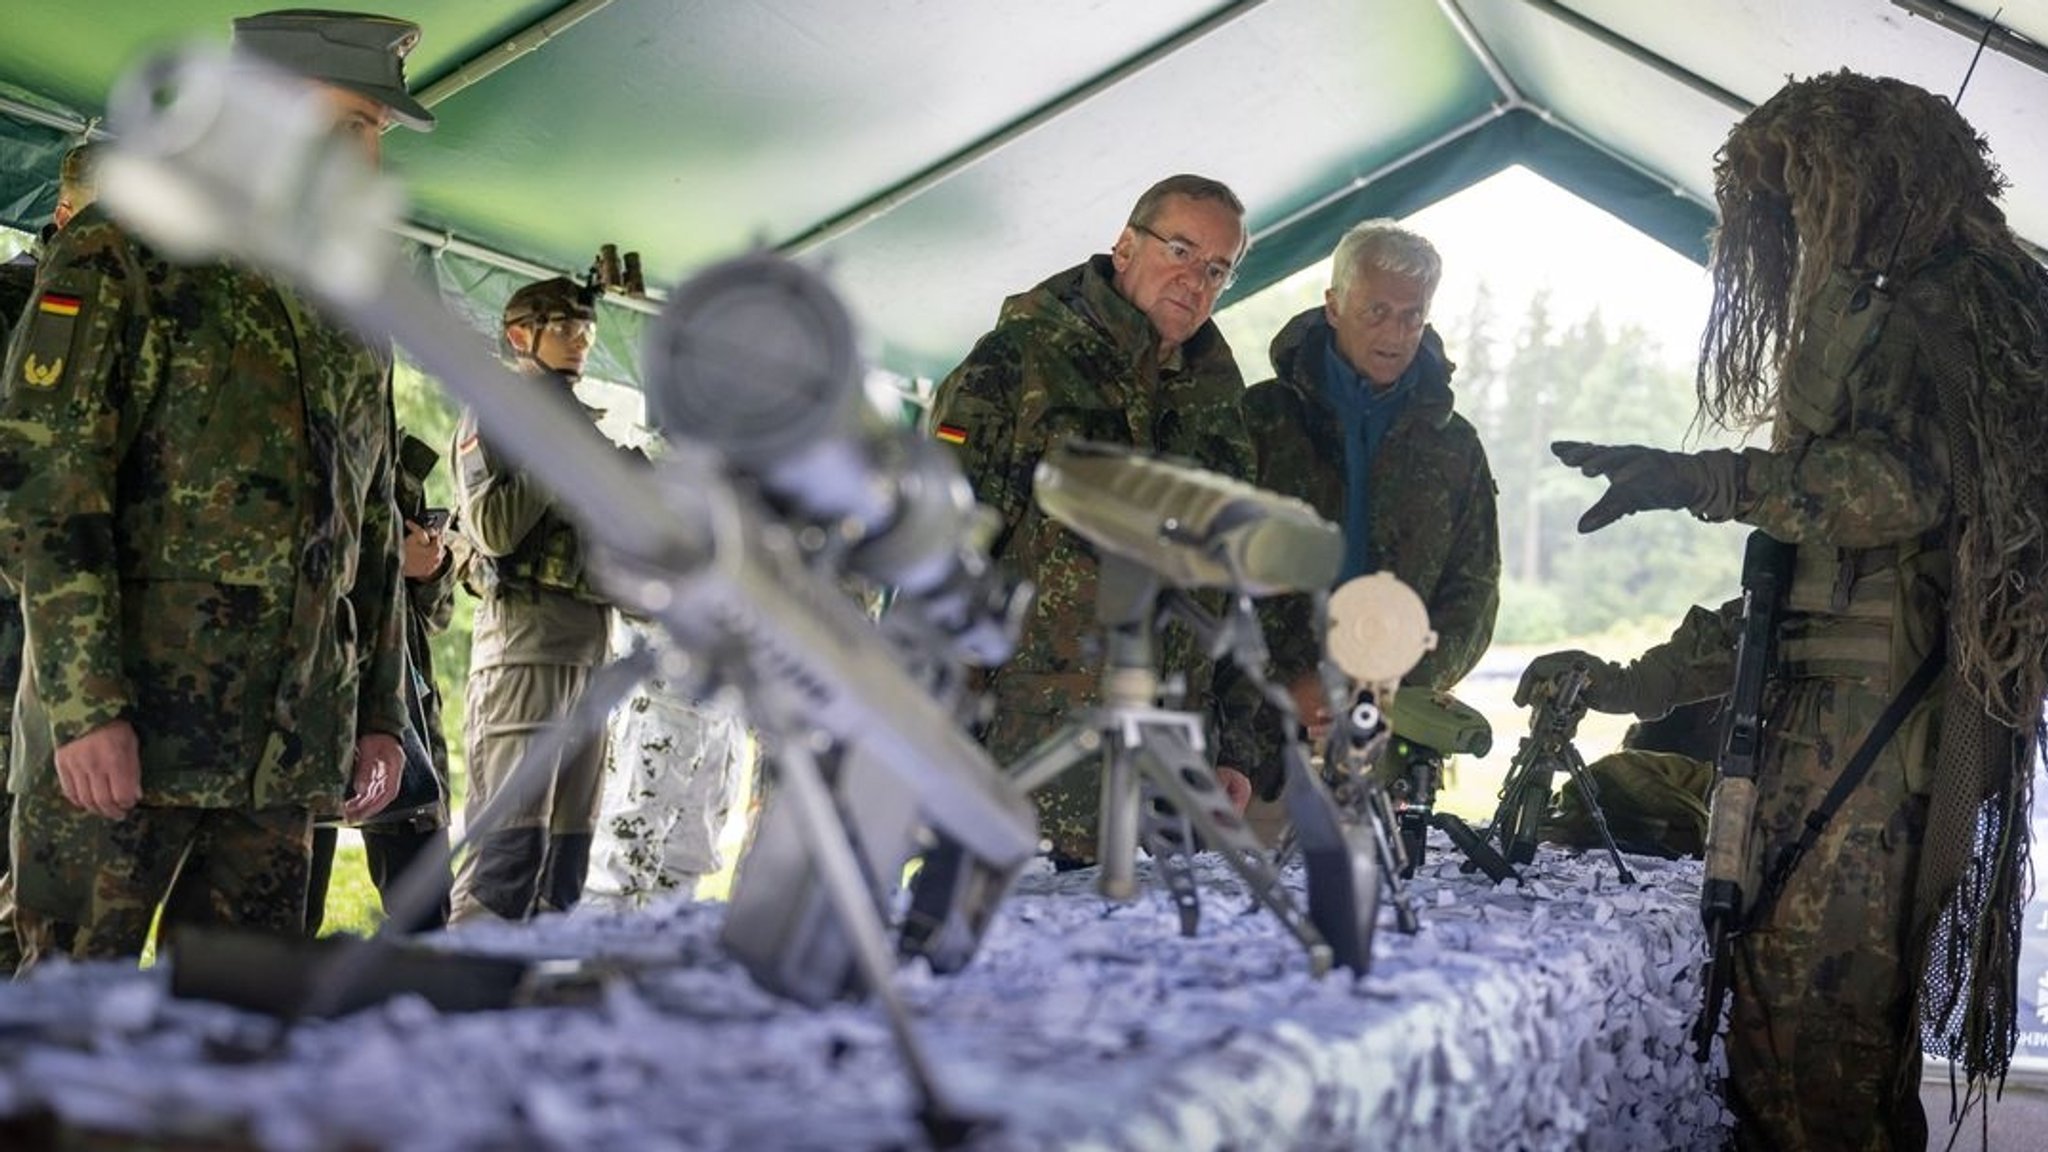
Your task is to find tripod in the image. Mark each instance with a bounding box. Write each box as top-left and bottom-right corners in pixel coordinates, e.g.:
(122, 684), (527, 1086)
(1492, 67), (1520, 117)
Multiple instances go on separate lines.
(1479, 664), (1635, 885)
(1001, 555), (1341, 972)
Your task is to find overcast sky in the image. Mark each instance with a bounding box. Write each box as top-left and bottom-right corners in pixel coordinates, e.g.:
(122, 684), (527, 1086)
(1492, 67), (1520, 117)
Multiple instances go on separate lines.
(1219, 165), (1717, 379)
(1409, 165), (1715, 371)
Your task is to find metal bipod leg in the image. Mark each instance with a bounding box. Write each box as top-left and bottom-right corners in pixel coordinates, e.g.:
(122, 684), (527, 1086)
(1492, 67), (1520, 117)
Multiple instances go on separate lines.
(1128, 720), (1335, 976)
(1358, 783), (1421, 934)
(1483, 751), (1552, 868)
(1275, 750), (1384, 974)
(1273, 764), (1418, 942)
(1554, 747), (1637, 884)
(772, 739), (981, 1143)
(1477, 746), (1634, 885)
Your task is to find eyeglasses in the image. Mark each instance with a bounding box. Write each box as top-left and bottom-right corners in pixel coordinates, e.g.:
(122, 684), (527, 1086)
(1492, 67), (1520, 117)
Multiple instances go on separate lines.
(538, 316), (597, 342)
(1132, 224), (1239, 291)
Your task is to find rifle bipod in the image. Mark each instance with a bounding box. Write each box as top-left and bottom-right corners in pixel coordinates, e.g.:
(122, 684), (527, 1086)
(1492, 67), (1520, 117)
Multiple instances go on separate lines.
(1480, 665), (1635, 886)
(1272, 690), (1428, 953)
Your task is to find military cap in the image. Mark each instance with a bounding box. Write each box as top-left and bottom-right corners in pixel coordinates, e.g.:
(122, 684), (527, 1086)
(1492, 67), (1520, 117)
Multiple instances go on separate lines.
(503, 276), (599, 327)
(231, 9), (434, 131)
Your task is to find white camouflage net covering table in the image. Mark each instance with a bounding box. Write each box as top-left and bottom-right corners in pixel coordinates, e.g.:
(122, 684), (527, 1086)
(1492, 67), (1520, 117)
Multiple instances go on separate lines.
(0, 836), (1731, 1150)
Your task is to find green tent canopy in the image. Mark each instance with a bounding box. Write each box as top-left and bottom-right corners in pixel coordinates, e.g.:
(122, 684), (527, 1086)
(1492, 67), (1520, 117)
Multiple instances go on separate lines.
(3, 0), (2043, 384)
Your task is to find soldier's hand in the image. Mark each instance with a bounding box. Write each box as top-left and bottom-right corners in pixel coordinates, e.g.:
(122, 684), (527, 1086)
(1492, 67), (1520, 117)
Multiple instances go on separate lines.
(55, 720), (142, 820)
(401, 521), (447, 581)
(1216, 765), (1253, 814)
(1516, 650), (1630, 712)
(344, 733), (404, 822)
(1553, 441), (1711, 533)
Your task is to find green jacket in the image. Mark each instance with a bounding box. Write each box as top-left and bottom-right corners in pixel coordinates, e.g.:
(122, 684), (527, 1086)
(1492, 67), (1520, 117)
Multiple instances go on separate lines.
(1611, 600), (1743, 721)
(451, 381), (610, 670)
(0, 206), (407, 811)
(931, 256), (1254, 704)
(1246, 308), (1500, 691)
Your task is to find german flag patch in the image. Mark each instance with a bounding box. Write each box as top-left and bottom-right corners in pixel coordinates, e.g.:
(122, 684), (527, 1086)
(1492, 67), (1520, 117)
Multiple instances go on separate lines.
(36, 292), (82, 318)
(16, 288), (86, 392)
(934, 422), (968, 446)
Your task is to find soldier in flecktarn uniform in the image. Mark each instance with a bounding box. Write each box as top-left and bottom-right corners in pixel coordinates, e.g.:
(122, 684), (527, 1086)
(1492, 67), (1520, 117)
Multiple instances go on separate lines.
(1554, 71), (2048, 1150)
(0, 10), (433, 965)
(928, 174), (1260, 866)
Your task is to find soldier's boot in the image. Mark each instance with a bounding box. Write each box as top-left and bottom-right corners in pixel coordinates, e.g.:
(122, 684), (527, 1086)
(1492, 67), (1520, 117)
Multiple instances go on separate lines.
(450, 827), (546, 922)
(538, 832), (593, 914)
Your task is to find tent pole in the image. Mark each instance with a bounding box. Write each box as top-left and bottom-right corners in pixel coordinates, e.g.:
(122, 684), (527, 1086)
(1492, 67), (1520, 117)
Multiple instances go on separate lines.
(1513, 0), (1751, 114)
(0, 95), (93, 138)
(412, 0), (621, 109)
(1254, 108), (1507, 241)
(390, 221), (665, 314)
(1893, 0), (2048, 79)
(1435, 0), (1526, 104)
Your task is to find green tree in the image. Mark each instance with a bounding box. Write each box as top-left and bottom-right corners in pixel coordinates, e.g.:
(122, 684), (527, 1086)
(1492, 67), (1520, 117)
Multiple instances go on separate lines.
(1459, 289), (1746, 644)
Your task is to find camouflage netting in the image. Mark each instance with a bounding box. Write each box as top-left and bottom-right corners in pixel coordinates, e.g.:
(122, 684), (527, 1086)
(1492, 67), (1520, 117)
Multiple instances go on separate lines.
(1698, 70), (2048, 1086)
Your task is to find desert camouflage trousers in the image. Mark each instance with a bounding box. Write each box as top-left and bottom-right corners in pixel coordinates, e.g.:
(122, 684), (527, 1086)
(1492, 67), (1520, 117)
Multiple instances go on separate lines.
(1727, 675), (1929, 1152)
(8, 786), (312, 967)
(584, 625), (753, 907)
(449, 662), (604, 924)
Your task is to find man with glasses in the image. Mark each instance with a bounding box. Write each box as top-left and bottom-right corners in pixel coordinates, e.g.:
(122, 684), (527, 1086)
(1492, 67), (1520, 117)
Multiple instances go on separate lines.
(927, 173), (1257, 868)
(447, 276), (613, 921)
(1234, 220), (1499, 806)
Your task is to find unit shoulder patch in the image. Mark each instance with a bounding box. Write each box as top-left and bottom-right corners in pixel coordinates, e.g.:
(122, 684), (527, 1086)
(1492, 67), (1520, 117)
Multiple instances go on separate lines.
(14, 287), (89, 393)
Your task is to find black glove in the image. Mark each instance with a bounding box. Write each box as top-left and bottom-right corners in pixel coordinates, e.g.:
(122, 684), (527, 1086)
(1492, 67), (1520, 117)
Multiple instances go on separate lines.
(1514, 649), (1631, 713)
(1552, 441), (1742, 533)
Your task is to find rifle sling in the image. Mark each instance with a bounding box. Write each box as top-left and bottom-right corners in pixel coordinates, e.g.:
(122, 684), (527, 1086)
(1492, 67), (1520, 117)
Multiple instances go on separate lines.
(1748, 637), (1946, 929)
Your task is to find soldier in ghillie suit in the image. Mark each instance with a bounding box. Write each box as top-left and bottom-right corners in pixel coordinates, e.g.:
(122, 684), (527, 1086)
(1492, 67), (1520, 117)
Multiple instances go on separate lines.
(1232, 220), (1500, 801)
(928, 174), (1258, 866)
(0, 10), (428, 964)
(448, 276), (614, 922)
(1553, 71), (2048, 1149)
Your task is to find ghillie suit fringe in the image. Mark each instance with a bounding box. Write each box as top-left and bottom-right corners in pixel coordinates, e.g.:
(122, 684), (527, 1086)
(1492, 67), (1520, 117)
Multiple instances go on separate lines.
(1700, 69), (2048, 1099)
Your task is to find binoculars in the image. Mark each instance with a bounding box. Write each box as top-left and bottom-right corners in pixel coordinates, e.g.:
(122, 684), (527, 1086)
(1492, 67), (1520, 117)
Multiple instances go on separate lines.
(590, 242), (646, 297)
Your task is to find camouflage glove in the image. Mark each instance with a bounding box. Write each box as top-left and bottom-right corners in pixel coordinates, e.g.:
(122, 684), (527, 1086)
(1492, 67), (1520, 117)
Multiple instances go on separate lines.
(1513, 650), (1633, 713)
(1552, 442), (1744, 533)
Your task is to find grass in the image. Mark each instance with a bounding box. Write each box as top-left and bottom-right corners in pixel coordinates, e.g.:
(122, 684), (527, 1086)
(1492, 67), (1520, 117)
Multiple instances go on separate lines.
(313, 785), (758, 933)
(317, 832), (387, 937)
